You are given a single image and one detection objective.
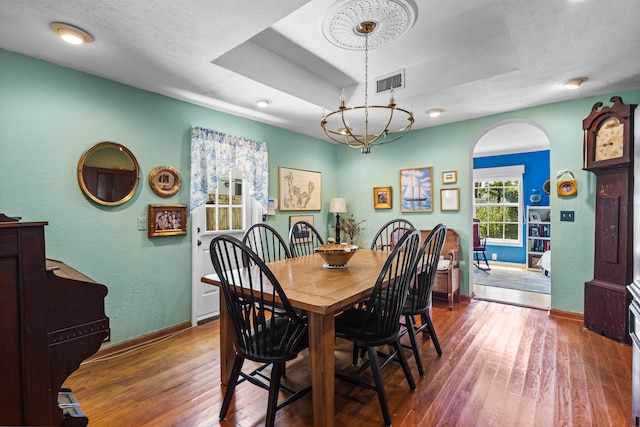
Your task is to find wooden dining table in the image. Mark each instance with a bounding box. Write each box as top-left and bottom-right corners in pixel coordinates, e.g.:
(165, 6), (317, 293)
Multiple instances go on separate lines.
(201, 248), (391, 427)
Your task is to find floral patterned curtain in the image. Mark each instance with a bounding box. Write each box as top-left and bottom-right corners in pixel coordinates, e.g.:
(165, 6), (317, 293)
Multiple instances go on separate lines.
(190, 126), (268, 212)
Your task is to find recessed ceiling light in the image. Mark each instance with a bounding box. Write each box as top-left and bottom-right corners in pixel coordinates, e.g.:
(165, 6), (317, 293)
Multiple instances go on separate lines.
(254, 98), (272, 108)
(51, 22), (94, 45)
(563, 77), (588, 89)
(428, 108), (444, 118)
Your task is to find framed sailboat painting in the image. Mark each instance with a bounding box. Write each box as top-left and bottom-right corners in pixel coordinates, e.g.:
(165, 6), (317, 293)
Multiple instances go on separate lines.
(400, 166), (433, 212)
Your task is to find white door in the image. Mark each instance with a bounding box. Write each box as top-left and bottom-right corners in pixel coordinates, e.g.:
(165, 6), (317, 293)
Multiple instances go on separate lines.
(191, 186), (264, 326)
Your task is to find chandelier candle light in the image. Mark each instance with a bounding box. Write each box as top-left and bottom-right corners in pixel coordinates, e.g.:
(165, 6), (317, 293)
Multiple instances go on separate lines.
(330, 197), (347, 244)
(321, 20), (415, 154)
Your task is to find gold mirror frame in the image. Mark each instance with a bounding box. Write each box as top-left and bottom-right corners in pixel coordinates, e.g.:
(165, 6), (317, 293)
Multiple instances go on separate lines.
(77, 141), (140, 206)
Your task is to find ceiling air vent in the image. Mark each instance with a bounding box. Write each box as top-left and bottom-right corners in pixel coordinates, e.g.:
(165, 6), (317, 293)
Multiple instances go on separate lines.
(376, 69), (405, 94)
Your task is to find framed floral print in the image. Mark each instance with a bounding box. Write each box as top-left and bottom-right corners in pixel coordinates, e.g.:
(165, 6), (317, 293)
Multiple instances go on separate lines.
(278, 167), (322, 211)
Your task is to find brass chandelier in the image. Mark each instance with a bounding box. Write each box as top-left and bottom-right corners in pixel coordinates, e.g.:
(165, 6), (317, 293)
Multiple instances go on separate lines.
(321, 21), (414, 154)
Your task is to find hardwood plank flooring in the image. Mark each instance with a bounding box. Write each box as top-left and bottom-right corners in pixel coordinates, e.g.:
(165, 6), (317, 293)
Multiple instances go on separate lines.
(64, 299), (632, 426)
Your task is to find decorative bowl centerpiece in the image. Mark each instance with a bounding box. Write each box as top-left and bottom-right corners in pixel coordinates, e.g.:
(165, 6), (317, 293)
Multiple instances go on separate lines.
(314, 244), (359, 269)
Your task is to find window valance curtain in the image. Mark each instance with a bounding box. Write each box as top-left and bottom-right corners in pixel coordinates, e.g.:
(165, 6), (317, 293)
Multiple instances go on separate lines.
(190, 126), (268, 212)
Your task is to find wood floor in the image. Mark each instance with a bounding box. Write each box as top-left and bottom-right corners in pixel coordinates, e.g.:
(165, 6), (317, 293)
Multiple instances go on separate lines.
(65, 299), (632, 426)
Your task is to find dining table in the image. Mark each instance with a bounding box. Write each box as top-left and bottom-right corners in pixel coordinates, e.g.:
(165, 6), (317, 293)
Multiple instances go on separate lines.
(201, 248), (391, 427)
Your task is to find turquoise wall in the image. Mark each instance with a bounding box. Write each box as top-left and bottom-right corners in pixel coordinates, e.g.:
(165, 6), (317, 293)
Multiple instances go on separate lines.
(0, 50), (337, 345)
(3, 48), (640, 345)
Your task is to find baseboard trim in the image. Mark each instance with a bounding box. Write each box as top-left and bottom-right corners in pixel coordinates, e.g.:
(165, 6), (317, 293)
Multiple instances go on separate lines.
(549, 309), (584, 322)
(90, 321), (192, 361)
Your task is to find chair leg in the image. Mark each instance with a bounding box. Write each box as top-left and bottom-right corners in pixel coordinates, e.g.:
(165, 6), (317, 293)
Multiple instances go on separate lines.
(366, 346), (393, 427)
(265, 362), (283, 427)
(481, 251), (491, 270)
(423, 315), (442, 356)
(352, 345), (359, 365)
(404, 315), (425, 377)
(474, 251), (491, 271)
(392, 339), (416, 391)
(219, 355), (245, 421)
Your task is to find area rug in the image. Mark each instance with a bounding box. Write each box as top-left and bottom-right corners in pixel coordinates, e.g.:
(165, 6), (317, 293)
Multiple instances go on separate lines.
(473, 267), (551, 294)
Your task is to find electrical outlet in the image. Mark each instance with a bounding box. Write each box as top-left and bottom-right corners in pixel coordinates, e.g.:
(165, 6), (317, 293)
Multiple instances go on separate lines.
(491, 253), (497, 261)
(138, 217), (147, 230)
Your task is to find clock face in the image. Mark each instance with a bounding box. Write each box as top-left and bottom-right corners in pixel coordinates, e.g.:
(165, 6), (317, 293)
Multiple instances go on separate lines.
(595, 117), (624, 161)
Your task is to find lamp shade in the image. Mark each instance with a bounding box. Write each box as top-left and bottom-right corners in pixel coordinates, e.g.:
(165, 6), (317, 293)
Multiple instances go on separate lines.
(330, 197), (347, 213)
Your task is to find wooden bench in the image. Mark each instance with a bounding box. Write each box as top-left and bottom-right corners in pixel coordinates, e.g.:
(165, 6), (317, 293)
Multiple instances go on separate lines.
(421, 228), (461, 310)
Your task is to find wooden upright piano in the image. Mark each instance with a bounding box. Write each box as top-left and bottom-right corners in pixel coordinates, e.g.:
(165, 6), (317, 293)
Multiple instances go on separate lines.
(0, 218), (110, 426)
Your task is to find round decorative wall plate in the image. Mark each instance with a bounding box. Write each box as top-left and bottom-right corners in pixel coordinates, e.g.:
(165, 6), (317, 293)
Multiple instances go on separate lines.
(149, 166), (181, 197)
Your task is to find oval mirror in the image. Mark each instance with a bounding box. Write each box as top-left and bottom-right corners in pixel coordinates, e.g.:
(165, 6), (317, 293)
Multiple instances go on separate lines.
(77, 141), (140, 206)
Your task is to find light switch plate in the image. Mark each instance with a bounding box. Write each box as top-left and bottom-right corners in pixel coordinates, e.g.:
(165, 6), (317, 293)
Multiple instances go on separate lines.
(560, 211), (574, 222)
(138, 217), (147, 230)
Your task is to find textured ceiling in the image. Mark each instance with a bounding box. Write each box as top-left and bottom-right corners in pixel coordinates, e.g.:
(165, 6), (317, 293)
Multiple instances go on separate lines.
(1, 0), (639, 152)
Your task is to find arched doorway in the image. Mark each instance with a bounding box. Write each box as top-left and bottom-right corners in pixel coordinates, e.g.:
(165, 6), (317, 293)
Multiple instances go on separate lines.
(470, 119), (551, 309)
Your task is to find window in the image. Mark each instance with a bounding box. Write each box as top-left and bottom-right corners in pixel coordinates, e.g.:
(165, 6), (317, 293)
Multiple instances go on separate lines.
(204, 168), (246, 232)
(473, 165), (524, 246)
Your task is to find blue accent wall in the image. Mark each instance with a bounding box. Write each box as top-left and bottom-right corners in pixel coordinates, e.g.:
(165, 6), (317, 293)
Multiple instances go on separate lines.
(474, 150), (550, 263)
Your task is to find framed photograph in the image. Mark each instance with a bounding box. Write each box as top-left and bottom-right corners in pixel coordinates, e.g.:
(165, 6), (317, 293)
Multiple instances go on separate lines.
(149, 166), (182, 197)
(400, 166), (433, 212)
(440, 188), (460, 211)
(373, 186), (392, 209)
(289, 215), (314, 244)
(148, 204), (187, 237)
(442, 170), (457, 184)
(279, 167), (322, 211)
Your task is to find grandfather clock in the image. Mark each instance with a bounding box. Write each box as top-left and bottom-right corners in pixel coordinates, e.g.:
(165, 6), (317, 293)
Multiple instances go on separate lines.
(583, 96), (636, 343)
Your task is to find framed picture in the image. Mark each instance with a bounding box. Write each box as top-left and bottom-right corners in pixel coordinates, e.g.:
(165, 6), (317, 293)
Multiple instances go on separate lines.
(400, 166), (433, 212)
(373, 186), (392, 209)
(440, 188), (460, 211)
(149, 166), (182, 197)
(279, 167), (322, 211)
(442, 170), (457, 184)
(148, 204), (187, 237)
(289, 215), (314, 244)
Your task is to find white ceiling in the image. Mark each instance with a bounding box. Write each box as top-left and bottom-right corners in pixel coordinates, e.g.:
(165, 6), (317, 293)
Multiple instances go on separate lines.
(1, 0), (639, 150)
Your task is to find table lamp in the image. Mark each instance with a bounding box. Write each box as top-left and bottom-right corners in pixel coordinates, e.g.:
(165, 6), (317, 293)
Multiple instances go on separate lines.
(329, 197), (347, 244)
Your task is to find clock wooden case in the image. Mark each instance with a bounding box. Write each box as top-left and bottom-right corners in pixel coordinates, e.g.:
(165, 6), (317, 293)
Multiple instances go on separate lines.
(583, 96), (636, 343)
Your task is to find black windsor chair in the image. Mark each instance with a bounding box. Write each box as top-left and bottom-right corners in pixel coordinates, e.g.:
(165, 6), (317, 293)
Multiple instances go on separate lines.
(288, 220), (325, 257)
(209, 235), (310, 427)
(347, 218), (415, 364)
(370, 218), (415, 251)
(242, 223), (291, 264)
(399, 223), (447, 377)
(334, 229), (422, 427)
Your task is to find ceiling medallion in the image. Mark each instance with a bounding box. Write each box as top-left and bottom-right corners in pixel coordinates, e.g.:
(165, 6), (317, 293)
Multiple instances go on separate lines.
(322, 0), (417, 50)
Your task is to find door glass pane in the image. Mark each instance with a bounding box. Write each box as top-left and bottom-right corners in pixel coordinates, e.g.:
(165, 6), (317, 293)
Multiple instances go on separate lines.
(206, 206), (216, 231)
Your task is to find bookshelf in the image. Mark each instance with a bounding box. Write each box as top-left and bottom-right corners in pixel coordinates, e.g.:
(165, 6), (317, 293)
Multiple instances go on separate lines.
(526, 206), (550, 270)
